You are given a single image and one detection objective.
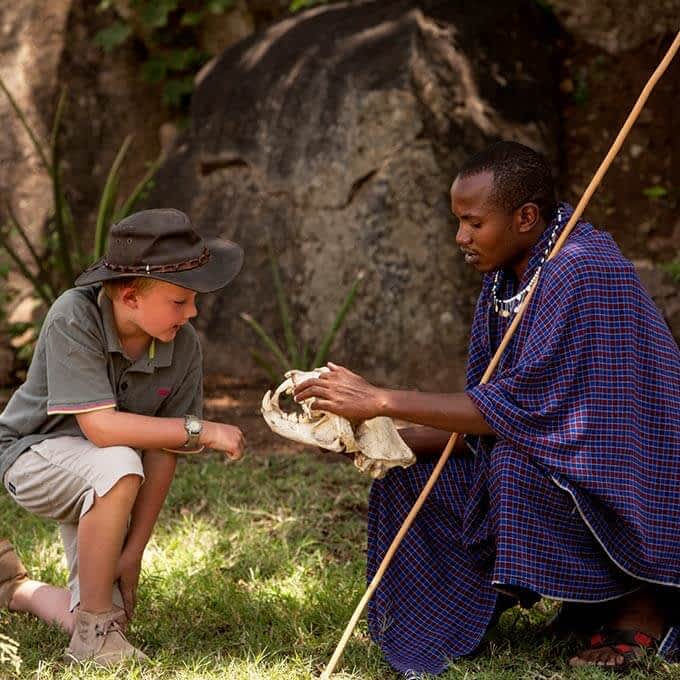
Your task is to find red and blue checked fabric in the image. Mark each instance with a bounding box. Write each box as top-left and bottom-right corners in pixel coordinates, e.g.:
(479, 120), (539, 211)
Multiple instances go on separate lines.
(366, 205), (680, 675)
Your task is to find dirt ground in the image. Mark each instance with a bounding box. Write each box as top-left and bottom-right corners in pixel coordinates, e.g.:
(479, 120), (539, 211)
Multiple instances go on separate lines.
(203, 375), (307, 455)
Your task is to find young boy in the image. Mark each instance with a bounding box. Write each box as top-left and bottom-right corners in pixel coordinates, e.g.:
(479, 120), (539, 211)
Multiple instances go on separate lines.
(0, 208), (245, 666)
(295, 142), (680, 675)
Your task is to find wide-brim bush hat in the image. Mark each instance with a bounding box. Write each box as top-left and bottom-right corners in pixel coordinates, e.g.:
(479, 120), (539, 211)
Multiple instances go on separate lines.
(75, 208), (244, 293)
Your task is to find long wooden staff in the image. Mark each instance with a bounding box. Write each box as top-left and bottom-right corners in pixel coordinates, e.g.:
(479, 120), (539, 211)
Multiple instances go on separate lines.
(321, 30), (680, 680)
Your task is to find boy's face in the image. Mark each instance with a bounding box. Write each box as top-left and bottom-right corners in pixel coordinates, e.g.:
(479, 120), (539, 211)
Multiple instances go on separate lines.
(451, 170), (536, 278)
(124, 280), (198, 343)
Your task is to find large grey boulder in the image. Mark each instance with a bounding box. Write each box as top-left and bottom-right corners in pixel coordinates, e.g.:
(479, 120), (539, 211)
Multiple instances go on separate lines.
(547, 0), (680, 54)
(147, 0), (563, 390)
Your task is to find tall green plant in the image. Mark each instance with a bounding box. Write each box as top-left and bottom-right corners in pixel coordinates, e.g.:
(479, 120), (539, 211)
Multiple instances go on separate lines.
(0, 77), (160, 354)
(241, 247), (363, 384)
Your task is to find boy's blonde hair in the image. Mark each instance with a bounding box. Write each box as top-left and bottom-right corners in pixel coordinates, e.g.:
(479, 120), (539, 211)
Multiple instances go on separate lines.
(102, 277), (158, 300)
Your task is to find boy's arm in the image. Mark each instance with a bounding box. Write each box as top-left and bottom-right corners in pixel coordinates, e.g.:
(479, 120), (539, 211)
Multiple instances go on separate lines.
(117, 449), (176, 617)
(76, 409), (244, 459)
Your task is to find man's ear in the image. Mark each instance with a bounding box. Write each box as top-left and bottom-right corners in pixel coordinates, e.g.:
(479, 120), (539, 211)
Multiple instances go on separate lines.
(515, 202), (540, 233)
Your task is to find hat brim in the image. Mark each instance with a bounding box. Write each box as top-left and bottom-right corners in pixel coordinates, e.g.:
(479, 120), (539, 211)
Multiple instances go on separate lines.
(74, 238), (244, 293)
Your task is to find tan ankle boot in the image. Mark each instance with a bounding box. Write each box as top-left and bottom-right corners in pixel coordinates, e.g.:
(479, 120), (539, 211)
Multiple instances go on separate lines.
(0, 540), (28, 610)
(64, 609), (149, 667)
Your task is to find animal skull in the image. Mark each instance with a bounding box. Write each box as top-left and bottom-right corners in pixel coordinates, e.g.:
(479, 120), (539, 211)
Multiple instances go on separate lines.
(261, 368), (416, 479)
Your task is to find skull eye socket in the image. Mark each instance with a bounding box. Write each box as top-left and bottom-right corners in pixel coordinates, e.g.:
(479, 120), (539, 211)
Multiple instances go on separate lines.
(279, 391), (306, 416)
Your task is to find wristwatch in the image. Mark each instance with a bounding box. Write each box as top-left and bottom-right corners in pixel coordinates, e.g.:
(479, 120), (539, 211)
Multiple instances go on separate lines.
(183, 414), (202, 450)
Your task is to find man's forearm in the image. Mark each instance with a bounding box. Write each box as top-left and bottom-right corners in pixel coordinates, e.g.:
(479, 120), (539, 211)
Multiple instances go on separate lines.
(124, 450), (177, 556)
(398, 426), (471, 459)
(380, 391), (494, 435)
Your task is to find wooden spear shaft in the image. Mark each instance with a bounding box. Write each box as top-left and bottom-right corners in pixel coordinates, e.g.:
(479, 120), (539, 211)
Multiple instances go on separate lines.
(320, 30), (680, 680)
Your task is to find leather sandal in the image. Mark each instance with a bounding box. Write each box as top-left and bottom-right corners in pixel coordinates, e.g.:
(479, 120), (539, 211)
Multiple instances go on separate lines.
(569, 626), (658, 670)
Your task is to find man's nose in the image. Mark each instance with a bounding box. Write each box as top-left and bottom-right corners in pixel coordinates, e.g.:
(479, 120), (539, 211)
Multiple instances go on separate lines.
(456, 223), (472, 246)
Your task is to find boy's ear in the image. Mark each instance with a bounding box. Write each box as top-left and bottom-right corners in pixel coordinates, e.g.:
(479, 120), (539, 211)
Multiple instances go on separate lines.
(120, 286), (141, 308)
(515, 202), (540, 234)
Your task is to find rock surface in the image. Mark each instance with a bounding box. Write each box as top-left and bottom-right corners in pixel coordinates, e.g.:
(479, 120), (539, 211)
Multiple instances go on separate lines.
(635, 261), (680, 342)
(147, 0), (563, 390)
(0, 1), (71, 275)
(547, 0), (680, 54)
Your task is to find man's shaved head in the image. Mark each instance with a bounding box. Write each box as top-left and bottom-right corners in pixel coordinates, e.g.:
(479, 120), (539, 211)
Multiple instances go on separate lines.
(457, 141), (557, 223)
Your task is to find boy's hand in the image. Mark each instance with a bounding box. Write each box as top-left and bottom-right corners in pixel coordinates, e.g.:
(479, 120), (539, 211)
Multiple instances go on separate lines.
(201, 422), (245, 460)
(116, 550), (142, 619)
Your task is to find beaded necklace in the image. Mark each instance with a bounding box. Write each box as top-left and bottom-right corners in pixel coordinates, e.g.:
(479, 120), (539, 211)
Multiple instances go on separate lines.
(490, 203), (569, 318)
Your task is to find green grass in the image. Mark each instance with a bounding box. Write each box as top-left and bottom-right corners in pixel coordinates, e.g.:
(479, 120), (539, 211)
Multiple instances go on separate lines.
(1, 454), (677, 678)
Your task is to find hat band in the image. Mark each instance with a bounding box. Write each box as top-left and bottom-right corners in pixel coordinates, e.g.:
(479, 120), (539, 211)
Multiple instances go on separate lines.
(102, 247), (210, 274)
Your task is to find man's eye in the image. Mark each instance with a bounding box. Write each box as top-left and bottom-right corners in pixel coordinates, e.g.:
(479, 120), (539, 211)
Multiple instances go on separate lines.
(174, 300), (186, 305)
(470, 223), (481, 229)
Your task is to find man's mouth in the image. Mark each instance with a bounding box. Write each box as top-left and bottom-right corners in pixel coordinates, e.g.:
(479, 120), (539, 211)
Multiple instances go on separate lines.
(461, 250), (480, 265)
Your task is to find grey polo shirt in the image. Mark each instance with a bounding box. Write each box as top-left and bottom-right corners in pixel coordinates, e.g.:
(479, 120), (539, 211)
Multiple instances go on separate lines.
(0, 284), (203, 482)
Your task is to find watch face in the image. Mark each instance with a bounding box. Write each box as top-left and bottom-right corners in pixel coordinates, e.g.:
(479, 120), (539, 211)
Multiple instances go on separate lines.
(188, 420), (202, 435)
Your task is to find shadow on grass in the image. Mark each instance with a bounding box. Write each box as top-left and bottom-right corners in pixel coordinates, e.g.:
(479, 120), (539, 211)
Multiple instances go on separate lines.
(1, 454), (675, 678)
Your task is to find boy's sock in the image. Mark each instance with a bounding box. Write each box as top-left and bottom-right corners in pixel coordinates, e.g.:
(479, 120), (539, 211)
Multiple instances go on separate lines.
(64, 608), (149, 667)
(0, 540), (28, 609)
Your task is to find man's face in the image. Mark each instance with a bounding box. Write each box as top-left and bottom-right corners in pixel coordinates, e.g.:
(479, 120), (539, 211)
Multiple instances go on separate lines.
(451, 170), (524, 275)
(132, 281), (198, 343)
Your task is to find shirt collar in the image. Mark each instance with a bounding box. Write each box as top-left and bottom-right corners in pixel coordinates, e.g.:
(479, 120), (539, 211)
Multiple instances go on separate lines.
(97, 287), (174, 370)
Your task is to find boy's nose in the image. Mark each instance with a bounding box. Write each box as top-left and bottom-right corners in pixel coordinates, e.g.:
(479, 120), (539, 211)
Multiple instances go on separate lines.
(186, 300), (198, 319)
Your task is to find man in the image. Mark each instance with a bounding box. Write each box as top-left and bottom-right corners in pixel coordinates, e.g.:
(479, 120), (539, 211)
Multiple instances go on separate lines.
(295, 142), (680, 675)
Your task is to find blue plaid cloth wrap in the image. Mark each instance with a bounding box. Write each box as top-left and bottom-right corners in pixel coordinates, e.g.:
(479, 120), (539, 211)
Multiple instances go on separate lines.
(366, 203), (680, 675)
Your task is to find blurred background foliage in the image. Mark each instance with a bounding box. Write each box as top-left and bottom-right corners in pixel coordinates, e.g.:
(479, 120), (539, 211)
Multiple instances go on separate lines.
(93, 0), (333, 108)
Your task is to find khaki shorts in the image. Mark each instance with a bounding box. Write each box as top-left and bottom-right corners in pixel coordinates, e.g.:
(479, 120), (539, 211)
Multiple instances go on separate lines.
(3, 435), (145, 611)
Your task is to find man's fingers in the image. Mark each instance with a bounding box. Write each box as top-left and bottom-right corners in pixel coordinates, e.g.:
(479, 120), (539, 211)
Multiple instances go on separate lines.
(327, 362), (356, 378)
(297, 382), (338, 400)
(309, 398), (338, 413)
(293, 378), (320, 397)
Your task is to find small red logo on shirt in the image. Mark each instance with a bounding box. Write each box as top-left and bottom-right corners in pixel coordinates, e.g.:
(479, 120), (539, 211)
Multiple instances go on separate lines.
(158, 388), (171, 397)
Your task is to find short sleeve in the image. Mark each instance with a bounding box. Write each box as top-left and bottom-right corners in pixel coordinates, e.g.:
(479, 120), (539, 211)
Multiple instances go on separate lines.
(156, 343), (203, 419)
(44, 314), (116, 415)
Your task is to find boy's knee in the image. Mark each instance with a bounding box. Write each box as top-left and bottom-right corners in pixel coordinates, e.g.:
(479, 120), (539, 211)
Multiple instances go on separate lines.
(107, 473), (142, 497)
(93, 473), (142, 511)
(100, 446), (144, 491)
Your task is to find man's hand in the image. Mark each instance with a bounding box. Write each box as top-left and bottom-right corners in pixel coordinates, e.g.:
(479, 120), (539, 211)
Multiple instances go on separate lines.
(200, 422), (245, 460)
(116, 549), (142, 619)
(292, 362), (387, 422)
(293, 364), (495, 436)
